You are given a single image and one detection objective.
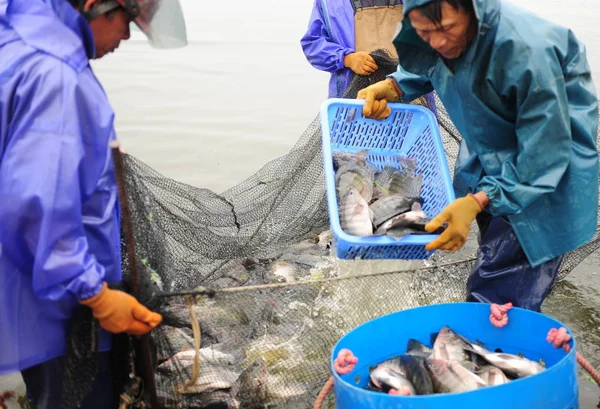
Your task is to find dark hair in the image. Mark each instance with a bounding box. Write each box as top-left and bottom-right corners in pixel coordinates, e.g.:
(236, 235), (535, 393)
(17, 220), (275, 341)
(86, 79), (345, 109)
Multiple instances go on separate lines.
(416, 0), (475, 25)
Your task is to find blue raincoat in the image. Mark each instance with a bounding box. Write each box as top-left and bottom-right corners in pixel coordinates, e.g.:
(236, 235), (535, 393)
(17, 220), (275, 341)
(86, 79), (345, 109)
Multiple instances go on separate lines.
(300, 0), (356, 98)
(0, 0), (121, 374)
(390, 0), (599, 268)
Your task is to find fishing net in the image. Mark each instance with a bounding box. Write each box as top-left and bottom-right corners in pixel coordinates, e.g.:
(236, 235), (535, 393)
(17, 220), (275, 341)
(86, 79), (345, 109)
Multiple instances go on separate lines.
(61, 50), (600, 409)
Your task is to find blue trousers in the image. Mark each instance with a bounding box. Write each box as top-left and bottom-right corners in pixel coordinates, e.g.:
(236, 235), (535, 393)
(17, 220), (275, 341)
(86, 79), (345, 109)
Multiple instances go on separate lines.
(466, 212), (563, 312)
(20, 352), (114, 409)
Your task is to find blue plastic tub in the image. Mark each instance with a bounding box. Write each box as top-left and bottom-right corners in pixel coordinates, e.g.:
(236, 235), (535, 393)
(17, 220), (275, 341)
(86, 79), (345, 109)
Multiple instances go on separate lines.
(320, 98), (455, 260)
(331, 303), (578, 409)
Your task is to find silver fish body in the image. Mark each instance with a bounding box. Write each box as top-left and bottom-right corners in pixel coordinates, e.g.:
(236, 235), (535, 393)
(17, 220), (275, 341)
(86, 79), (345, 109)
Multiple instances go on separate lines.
(426, 359), (487, 394)
(465, 343), (545, 378)
(369, 194), (423, 228)
(370, 365), (417, 395)
(379, 355), (434, 395)
(373, 202), (427, 236)
(476, 365), (510, 386)
(339, 187), (373, 236)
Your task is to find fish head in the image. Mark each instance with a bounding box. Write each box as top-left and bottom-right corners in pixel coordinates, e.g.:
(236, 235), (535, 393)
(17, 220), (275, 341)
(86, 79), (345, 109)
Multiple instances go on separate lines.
(233, 357), (270, 405)
(343, 187), (360, 200)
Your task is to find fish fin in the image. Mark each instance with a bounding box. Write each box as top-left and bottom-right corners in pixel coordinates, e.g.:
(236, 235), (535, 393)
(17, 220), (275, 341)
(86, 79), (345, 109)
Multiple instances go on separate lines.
(429, 332), (439, 346)
(406, 338), (432, 353)
(461, 343), (489, 358)
(372, 227), (387, 236)
(373, 181), (390, 196)
(475, 339), (487, 348)
(356, 149), (370, 160)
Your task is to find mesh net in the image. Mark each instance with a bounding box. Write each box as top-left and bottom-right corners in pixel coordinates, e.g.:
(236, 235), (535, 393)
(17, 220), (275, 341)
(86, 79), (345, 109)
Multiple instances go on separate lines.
(62, 50), (600, 409)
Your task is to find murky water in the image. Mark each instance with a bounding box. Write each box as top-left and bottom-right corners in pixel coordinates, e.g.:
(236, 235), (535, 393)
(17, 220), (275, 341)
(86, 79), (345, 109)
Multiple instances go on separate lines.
(2, 0), (599, 406)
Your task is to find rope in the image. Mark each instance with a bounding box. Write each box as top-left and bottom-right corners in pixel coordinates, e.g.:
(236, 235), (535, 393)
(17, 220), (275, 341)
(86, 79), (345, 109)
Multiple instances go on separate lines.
(547, 327), (600, 386)
(159, 258), (478, 298)
(157, 227), (600, 300)
(313, 377), (334, 409)
(313, 349), (358, 409)
(183, 296), (202, 391)
(489, 302), (513, 327)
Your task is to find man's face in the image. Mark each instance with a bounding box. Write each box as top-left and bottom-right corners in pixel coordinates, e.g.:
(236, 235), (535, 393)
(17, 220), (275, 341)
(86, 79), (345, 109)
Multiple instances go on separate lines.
(408, 1), (474, 60)
(88, 8), (131, 59)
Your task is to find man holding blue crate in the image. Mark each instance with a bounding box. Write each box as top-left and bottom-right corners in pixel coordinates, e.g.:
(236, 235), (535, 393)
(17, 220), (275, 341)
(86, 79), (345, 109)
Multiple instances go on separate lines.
(357, 0), (599, 312)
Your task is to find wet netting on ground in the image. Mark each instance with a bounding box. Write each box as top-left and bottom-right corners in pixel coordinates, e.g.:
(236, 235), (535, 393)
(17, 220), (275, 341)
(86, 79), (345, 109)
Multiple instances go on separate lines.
(62, 50), (600, 409)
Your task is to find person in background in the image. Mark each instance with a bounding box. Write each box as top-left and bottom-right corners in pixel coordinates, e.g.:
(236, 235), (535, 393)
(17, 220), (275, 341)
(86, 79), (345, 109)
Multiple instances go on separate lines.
(0, 0), (187, 408)
(356, 0), (599, 312)
(301, 0), (436, 111)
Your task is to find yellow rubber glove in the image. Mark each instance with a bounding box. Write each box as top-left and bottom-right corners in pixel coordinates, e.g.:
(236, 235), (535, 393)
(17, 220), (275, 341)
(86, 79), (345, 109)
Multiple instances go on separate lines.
(424, 195), (485, 252)
(357, 78), (401, 120)
(80, 283), (162, 336)
(344, 52), (379, 75)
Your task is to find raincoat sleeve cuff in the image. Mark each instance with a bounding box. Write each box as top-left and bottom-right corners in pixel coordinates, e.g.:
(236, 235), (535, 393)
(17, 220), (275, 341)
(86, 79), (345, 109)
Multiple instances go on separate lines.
(387, 68), (433, 103)
(74, 272), (106, 301)
(338, 48), (356, 71)
(477, 179), (518, 217)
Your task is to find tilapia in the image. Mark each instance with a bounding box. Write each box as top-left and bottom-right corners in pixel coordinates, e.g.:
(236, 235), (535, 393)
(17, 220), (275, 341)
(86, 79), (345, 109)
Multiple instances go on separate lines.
(157, 348), (240, 374)
(270, 261), (301, 283)
(335, 161), (377, 202)
(405, 339), (433, 359)
(181, 390), (240, 409)
(369, 366), (416, 395)
(462, 342), (545, 378)
(339, 187), (374, 236)
(373, 202), (427, 236)
(154, 326), (195, 363)
(230, 358), (270, 408)
(333, 149), (370, 169)
(476, 365), (510, 386)
(429, 326), (470, 363)
(161, 306), (221, 347)
(247, 300), (279, 340)
(426, 359), (487, 394)
(385, 226), (431, 240)
(177, 365), (241, 395)
(373, 157), (422, 199)
(379, 355), (434, 395)
(369, 194), (423, 228)
(175, 358), (269, 409)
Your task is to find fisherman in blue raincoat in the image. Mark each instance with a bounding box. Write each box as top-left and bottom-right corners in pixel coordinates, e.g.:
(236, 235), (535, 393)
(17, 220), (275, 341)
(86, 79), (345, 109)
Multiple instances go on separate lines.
(301, 0), (439, 111)
(0, 0), (187, 407)
(357, 0), (599, 311)
(301, 0), (403, 98)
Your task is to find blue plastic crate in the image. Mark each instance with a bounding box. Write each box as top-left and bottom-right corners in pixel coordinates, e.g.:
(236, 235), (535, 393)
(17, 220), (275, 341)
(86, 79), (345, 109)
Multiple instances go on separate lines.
(320, 98), (455, 260)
